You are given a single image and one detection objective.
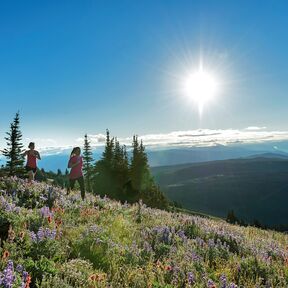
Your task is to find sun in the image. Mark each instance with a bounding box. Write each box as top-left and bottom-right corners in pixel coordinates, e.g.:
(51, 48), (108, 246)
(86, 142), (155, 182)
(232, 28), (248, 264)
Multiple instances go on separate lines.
(184, 66), (219, 114)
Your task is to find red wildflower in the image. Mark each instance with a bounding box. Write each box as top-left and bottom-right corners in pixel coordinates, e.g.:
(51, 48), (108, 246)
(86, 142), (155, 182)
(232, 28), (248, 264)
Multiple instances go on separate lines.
(47, 215), (52, 223)
(25, 274), (32, 288)
(89, 274), (97, 281)
(2, 250), (10, 260)
(88, 273), (106, 282)
(164, 265), (172, 271)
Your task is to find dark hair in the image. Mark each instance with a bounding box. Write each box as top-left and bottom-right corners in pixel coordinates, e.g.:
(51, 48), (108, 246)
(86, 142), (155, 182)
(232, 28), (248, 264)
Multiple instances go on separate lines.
(70, 147), (81, 157)
(28, 142), (35, 149)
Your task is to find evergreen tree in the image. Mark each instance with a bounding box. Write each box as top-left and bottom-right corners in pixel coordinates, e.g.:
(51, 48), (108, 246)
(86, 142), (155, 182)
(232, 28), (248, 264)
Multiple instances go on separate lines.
(102, 129), (114, 165)
(226, 210), (238, 224)
(92, 129), (114, 196)
(92, 130), (168, 209)
(83, 134), (94, 192)
(2, 112), (24, 176)
(130, 136), (151, 195)
(111, 138), (129, 201)
(129, 135), (168, 208)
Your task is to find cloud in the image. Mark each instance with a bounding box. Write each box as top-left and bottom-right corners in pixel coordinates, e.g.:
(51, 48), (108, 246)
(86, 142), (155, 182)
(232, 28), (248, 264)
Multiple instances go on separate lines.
(30, 128), (288, 156)
(25, 138), (58, 148)
(82, 129), (288, 149)
(245, 126), (267, 131)
(137, 129), (288, 148)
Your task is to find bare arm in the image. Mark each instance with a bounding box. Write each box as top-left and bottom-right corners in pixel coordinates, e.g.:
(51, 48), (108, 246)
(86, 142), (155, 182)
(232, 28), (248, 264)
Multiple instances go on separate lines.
(21, 151), (28, 157)
(35, 151), (41, 160)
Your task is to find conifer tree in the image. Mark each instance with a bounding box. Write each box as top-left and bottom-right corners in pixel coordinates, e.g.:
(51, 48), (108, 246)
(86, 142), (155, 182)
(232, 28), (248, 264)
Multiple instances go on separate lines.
(111, 138), (129, 200)
(83, 134), (94, 192)
(2, 112), (24, 176)
(130, 136), (151, 193)
(92, 130), (168, 209)
(102, 129), (114, 165)
(92, 129), (114, 196)
(129, 135), (168, 208)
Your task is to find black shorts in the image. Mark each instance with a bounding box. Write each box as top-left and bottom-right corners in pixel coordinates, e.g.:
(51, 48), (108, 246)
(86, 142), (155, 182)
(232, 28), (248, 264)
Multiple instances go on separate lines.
(25, 166), (37, 173)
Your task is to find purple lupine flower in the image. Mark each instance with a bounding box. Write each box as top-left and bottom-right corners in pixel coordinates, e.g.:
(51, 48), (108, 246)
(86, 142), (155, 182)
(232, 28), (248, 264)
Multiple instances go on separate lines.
(195, 237), (205, 247)
(208, 239), (215, 248)
(50, 229), (57, 240)
(143, 241), (152, 253)
(220, 274), (227, 288)
(16, 264), (23, 273)
(177, 230), (187, 242)
(162, 227), (170, 244)
(40, 206), (52, 218)
(89, 225), (101, 234)
(22, 271), (29, 282)
(30, 231), (37, 242)
(37, 227), (45, 241)
(208, 279), (215, 288)
(187, 272), (195, 285)
(2, 260), (16, 288)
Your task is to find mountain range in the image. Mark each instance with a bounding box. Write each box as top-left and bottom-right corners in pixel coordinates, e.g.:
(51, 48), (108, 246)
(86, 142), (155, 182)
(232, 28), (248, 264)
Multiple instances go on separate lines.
(151, 156), (288, 229)
(1, 140), (288, 172)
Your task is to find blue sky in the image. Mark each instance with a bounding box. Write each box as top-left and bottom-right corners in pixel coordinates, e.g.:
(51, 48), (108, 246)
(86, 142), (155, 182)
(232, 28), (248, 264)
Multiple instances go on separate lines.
(1, 0), (288, 149)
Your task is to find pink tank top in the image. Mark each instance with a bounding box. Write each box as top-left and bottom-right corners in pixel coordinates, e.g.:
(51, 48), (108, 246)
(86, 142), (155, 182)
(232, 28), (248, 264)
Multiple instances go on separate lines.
(27, 152), (37, 168)
(69, 155), (83, 179)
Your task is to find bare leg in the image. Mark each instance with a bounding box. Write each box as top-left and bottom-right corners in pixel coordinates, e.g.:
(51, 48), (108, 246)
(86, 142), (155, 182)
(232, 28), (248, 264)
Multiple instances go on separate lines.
(28, 170), (34, 183)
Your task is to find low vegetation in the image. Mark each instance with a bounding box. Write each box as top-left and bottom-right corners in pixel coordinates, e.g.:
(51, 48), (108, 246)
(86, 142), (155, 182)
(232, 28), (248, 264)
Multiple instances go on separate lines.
(0, 177), (288, 287)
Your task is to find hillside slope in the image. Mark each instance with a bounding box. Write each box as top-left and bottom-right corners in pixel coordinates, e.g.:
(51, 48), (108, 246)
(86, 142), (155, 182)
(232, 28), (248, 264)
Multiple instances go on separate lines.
(152, 158), (288, 229)
(0, 177), (288, 287)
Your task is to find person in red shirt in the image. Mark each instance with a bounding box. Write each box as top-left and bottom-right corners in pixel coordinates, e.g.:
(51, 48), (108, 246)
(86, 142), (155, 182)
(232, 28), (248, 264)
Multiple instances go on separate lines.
(68, 147), (85, 200)
(23, 142), (41, 182)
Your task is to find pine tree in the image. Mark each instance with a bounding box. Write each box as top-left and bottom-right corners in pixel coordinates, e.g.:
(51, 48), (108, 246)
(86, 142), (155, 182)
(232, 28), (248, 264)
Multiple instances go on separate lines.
(92, 131), (168, 209)
(130, 136), (151, 194)
(92, 129), (114, 196)
(83, 134), (94, 192)
(102, 129), (114, 165)
(2, 112), (24, 176)
(129, 135), (168, 208)
(111, 138), (129, 200)
(226, 210), (238, 224)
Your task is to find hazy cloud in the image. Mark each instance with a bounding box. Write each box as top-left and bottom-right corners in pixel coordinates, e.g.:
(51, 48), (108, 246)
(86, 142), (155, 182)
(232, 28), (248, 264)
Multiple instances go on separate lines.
(83, 129), (288, 149)
(245, 126), (267, 131)
(25, 138), (58, 148)
(35, 128), (288, 156)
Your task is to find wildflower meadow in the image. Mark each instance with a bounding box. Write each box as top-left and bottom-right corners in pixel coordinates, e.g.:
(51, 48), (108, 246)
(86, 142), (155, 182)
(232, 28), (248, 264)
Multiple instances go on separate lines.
(0, 176), (288, 287)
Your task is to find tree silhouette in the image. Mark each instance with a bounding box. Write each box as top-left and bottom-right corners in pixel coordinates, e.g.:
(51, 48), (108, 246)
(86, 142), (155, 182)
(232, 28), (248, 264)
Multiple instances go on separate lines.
(91, 130), (168, 209)
(83, 134), (94, 192)
(2, 112), (24, 176)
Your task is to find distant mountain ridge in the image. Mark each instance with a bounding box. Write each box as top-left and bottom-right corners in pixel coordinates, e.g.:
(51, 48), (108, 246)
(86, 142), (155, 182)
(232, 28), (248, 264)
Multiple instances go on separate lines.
(1, 141), (288, 173)
(151, 157), (288, 229)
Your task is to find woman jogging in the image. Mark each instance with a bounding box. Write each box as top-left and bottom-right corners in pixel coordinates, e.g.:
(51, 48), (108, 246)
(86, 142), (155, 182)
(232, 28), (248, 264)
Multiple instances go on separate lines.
(23, 142), (41, 182)
(68, 147), (85, 200)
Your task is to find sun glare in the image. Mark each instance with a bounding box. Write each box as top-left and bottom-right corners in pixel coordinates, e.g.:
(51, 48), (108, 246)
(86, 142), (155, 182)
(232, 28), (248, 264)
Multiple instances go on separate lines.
(184, 66), (219, 114)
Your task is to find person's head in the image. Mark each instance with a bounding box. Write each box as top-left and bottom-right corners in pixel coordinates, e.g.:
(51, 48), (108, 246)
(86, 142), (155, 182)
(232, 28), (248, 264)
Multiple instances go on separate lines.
(70, 147), (81, 157)
(28, 142), (35, 150)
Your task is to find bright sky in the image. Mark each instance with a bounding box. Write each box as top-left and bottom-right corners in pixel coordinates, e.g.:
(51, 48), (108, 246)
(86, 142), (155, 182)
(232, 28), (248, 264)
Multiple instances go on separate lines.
(1, 0), (288, 148)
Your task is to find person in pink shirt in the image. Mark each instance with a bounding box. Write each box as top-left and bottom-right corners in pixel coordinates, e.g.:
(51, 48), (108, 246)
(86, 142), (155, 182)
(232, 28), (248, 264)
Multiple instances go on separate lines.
(68, 147), (85, 200)
(23, 142), (41, 182)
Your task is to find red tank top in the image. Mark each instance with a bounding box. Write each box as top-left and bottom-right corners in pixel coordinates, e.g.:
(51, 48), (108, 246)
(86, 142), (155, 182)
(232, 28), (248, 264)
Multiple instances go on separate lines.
(69, 155), (83, 179)
(27, 152), (37, 168)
